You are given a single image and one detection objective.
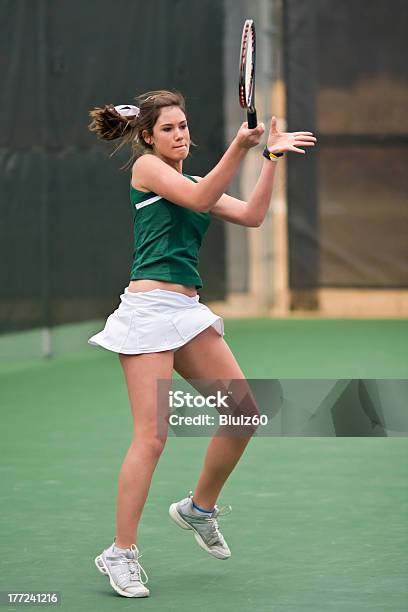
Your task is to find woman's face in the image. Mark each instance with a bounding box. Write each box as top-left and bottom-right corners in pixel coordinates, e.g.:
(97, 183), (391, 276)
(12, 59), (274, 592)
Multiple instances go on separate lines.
(146, 106), (190, 163)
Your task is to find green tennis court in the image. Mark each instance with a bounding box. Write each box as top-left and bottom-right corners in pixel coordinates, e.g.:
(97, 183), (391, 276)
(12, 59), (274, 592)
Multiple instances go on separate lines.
(1, 318), (407, 611)
(2, 0), (408, 609)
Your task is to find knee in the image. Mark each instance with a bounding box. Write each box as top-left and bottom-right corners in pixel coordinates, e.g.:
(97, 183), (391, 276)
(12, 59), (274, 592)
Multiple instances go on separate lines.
(133, 435), (167, 459)
(230, 396), (261, 421)
(231, 398), (262, 435)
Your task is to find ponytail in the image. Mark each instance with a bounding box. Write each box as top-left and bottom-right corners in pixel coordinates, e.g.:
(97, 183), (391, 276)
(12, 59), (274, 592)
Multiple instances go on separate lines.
(88, 90), (187, 169)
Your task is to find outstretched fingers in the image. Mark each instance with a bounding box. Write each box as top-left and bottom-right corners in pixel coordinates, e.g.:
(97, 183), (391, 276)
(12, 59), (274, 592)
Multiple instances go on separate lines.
(292, 133), (317, 151)
(294, 140), (316, 147)
(294, 135), (316, 142)
(288, 146), (306, 154)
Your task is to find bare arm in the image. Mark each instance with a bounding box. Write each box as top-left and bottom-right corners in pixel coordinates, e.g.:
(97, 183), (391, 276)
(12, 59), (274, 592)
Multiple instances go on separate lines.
(210, 117), (317, 227)
(132, 122), (265, 213)
(210, 159), (277, 227)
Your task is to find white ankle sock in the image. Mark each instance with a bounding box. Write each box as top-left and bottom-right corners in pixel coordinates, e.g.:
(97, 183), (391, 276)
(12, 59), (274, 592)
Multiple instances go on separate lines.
(191, 500), (214, 516)
(113, 545), (128, 552)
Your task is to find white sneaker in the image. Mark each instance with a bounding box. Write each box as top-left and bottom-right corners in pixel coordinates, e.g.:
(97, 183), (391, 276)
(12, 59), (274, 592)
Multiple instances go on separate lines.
(169, 491), (232, 560)
(95, 542), (149, 598)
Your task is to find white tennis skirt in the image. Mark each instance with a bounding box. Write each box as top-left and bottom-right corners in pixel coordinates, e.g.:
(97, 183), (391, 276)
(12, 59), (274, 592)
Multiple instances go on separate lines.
(88, 288), (224, 354)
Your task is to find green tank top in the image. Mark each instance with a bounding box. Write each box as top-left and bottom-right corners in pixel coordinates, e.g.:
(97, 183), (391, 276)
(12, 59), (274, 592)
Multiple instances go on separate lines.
(129, 174), (211, 289)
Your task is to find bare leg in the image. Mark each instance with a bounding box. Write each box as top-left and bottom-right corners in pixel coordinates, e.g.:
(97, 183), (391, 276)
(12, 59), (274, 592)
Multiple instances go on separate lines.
(192, 437), (252, 510)
(174, 326), (258, 510)
(115, 351), (173, 549)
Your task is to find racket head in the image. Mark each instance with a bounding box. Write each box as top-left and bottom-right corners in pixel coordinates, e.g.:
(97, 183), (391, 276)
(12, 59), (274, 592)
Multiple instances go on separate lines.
(238, 19), (256, 113)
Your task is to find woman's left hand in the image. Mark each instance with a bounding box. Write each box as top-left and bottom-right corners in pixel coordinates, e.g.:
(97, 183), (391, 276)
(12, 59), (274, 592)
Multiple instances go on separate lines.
(266, 116), (317, 155)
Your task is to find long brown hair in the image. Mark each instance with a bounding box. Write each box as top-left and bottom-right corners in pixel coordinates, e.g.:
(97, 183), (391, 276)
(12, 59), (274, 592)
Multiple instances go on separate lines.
(88, 90), (187, 169)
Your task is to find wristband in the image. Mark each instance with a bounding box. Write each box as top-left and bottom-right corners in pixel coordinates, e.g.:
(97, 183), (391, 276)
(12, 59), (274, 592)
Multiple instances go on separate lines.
(263, 147), (284, 161)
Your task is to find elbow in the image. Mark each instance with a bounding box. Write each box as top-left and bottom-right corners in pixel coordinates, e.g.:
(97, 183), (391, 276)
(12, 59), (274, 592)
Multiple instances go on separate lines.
(192, 203), (211, 213)
(247, 217), (262, 228)
(191, 185), (211, 212)
(193, 197), (214, 213)
(192, 186), (217, 212)
(197, 202), (212, 213)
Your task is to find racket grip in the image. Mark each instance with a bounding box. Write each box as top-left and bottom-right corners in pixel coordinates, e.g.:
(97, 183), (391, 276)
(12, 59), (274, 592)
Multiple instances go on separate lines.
(247, 109), (257, 129)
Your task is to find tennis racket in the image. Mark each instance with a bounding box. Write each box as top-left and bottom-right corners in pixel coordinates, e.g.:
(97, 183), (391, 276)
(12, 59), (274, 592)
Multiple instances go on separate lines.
(238, 19), (257, 129)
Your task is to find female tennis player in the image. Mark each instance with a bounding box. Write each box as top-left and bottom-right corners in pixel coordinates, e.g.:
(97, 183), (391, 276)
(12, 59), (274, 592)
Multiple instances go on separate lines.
(88, 90), (316, 598)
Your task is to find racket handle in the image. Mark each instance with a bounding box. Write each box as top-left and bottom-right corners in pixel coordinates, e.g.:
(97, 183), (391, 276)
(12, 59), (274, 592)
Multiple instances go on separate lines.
(247, 109), (257, 129)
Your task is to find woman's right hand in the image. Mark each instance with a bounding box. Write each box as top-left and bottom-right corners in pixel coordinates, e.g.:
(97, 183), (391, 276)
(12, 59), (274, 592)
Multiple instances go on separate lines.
(234, 121), (265, 150)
